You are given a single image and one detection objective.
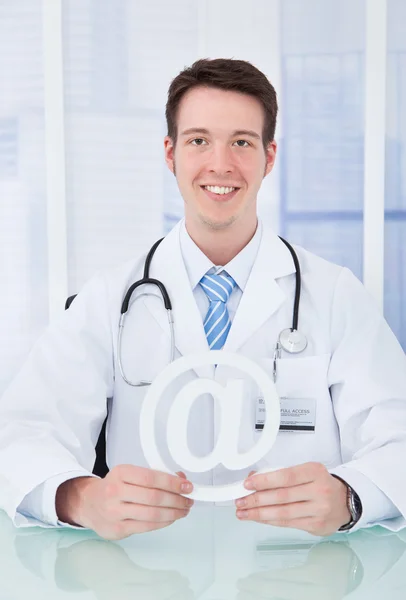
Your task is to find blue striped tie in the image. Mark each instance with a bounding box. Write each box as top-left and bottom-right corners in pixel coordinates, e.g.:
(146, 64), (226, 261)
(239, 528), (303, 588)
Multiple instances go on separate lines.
(199, 271), (236, 350)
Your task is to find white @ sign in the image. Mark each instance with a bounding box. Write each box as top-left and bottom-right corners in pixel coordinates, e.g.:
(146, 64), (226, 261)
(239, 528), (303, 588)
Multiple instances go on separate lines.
(139, 351), (280, 502)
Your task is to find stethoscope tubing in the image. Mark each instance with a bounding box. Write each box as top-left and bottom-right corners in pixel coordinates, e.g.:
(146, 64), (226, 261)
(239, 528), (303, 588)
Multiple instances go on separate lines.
(117, 235), (303, 386)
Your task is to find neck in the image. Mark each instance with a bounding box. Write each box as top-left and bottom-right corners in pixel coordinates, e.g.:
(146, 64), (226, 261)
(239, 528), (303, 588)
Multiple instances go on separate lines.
(185, 215), (258, 265)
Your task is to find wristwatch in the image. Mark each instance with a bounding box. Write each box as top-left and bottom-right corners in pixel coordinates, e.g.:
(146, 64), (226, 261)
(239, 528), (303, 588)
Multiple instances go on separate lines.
(331, 474), (363, 531)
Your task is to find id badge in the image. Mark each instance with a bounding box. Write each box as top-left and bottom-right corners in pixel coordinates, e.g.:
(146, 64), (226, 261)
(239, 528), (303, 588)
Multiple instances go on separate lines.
(255, 397), (316, 432)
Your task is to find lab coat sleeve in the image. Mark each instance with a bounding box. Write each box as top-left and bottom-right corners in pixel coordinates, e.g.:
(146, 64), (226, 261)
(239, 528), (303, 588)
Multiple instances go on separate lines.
(17, 472), (97, 529)
(330, 466), (400, 531)
(328, 267), (406, 531)
(0, 271), (114, 526)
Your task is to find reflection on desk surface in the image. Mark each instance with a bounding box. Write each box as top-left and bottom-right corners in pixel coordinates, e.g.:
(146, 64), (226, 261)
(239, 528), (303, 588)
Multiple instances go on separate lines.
(1, 506), (406, 600)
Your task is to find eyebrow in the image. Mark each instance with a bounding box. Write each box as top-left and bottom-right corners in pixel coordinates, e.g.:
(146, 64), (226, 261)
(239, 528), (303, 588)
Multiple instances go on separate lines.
(180, 127), (261, 140)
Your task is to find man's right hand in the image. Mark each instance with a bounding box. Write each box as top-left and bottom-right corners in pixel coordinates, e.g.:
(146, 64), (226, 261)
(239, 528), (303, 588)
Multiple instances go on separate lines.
(55, 465), (194, 540)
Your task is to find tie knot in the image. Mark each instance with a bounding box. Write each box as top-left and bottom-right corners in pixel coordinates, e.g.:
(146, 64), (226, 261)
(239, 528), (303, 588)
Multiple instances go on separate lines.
(199, 271), (236, 303)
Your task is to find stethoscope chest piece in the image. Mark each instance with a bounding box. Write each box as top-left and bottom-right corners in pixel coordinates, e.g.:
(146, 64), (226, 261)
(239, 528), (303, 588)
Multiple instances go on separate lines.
(279, 328), (308, 354)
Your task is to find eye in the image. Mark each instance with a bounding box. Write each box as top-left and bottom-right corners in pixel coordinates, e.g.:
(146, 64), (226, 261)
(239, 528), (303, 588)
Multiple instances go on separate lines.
(233, 140), (250, 147)
(190, 138), (207, 146)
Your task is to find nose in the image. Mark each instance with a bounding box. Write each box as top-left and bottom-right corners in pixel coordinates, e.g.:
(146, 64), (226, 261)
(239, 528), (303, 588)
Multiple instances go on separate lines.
(207, 143), (235, 175)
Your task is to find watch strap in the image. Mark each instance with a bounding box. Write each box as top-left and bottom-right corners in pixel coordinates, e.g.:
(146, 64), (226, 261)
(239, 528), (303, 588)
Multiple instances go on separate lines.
(331, 474), (363, 531)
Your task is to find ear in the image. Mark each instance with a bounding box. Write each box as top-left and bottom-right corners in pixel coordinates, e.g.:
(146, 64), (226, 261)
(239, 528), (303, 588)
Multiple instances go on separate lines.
(164, 136), (175, 174)
(264, 140), (277, 178)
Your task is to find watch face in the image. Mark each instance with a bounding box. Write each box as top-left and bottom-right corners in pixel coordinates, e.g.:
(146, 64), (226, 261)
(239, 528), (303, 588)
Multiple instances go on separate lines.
(350, 489), (362, 521)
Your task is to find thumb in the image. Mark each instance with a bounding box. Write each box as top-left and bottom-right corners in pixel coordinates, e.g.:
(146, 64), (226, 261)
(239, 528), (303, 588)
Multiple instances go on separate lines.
(176, 471), (187, 479)
(248, 470), (257, 478)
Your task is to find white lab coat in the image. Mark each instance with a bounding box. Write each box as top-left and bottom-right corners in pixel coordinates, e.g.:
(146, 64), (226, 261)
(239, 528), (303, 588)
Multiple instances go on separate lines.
(1, 220), (406, 531)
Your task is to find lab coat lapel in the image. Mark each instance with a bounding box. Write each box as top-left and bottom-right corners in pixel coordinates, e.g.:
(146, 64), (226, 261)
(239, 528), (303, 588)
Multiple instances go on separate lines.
(143, 221), (213, 379)
(223, 228), (296, 353)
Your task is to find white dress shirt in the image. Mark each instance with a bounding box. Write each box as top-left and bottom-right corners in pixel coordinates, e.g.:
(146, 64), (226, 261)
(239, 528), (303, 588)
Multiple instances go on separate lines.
(17, 218), (398, 529)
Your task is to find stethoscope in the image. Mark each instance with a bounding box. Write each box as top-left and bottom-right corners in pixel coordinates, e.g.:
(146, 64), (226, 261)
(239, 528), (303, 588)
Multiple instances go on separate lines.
(117, 236), (308, 387)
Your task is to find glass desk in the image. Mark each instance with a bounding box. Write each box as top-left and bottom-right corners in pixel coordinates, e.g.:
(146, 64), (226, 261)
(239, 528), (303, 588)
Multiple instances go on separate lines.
(1, 506), (406, 599)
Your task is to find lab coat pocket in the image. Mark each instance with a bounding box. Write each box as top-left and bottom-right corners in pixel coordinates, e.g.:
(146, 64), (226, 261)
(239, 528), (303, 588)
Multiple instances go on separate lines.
(269, 353), (331, 400)
(254, 353), (331, 427)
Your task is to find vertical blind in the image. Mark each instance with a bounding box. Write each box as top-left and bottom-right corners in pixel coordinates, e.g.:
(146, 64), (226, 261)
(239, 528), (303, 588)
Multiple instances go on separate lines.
(385, 0), (406, 351)
(0, 0), (404, 396)
(280, 0), (365, 281)
(0, 0), (48, 392)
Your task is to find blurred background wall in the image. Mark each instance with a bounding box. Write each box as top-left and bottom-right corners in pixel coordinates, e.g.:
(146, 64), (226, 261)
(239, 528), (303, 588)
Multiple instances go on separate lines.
(0, 0), (404, 394)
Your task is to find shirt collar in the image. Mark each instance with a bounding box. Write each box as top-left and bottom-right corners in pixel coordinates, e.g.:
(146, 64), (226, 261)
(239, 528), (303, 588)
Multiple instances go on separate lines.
(179, 218), (263, 292)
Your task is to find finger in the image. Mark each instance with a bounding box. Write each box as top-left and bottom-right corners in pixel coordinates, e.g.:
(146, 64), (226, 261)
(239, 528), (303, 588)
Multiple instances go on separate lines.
(120, 503), (190, 522)
(121, 485), (194, 510)
(176, 471), (187, 479)
(237, 501), (316, 523)
(116, 465), (193, 495)
(244, 462), (325, 492)
(236, 482), (314, 509)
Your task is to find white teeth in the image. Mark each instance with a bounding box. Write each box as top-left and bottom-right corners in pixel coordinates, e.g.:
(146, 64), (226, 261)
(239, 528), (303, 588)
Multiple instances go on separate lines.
(204, 185), (236, 195)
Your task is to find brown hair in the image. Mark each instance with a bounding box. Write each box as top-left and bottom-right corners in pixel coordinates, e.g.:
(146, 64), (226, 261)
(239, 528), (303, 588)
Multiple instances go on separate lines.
(165, 58), (278, 149)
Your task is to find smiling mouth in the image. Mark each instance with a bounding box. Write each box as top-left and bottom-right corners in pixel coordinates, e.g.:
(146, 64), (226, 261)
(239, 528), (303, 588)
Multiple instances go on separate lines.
(200, 185), (240, 201)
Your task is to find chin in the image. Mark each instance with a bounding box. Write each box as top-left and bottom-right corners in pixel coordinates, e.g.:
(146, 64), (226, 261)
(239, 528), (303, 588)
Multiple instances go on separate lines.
(198, 212), (239, 231)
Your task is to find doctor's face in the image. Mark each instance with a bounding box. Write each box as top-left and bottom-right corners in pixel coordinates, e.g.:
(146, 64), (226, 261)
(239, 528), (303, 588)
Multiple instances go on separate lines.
(164, 86), (277, 231)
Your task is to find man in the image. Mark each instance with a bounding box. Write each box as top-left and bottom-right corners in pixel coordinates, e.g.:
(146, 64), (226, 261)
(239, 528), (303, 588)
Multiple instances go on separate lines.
(1, 59), (405, 541)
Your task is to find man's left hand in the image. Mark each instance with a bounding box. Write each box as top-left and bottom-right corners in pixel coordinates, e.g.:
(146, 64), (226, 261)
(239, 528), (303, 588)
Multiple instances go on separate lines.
(235, 462), (351, 536)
